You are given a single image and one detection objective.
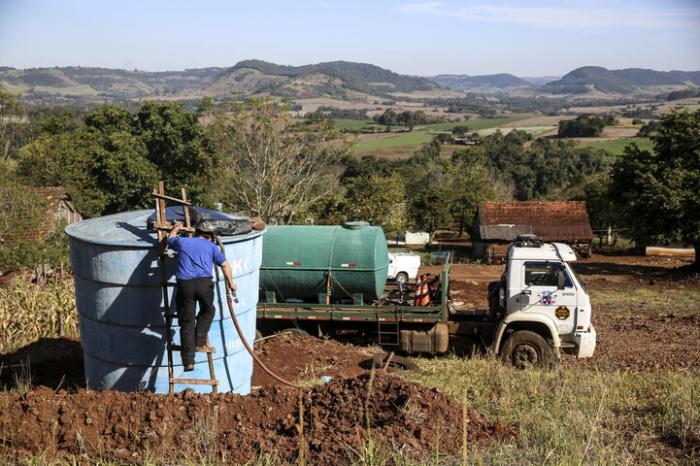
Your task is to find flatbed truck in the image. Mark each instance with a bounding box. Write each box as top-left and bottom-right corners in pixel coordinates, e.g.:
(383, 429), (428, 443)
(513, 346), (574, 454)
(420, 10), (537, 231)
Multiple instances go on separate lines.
(257, 234), (596, 368)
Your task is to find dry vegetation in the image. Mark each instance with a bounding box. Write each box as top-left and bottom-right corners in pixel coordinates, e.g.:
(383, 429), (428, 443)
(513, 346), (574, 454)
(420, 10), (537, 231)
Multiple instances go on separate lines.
(0, 274), (77, 355)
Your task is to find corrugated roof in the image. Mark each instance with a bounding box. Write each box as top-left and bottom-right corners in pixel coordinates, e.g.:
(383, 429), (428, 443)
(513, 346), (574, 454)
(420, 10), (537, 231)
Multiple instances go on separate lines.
(475, 201), (593, 242)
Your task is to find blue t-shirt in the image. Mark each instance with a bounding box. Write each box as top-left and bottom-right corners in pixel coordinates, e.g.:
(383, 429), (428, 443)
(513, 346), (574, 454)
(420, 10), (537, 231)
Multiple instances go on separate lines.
(166, 236), (226, 280)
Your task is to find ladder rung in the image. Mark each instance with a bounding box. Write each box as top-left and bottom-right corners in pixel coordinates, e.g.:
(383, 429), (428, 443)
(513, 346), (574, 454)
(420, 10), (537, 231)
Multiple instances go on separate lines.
(171, 345), (216, 353)
(152, 192), (192, 205)
(154, 225), (196, 233)
(172, 378), (219, 385)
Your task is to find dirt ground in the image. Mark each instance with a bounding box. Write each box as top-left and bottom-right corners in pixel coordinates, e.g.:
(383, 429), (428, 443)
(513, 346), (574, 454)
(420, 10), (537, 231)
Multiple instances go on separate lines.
(1, 340), (513, 464)
(252, 334), (370, 387)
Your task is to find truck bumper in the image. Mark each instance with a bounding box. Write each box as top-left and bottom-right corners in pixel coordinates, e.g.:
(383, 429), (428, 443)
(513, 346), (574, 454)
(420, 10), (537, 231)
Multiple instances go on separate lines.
(575, 324), (596, 359)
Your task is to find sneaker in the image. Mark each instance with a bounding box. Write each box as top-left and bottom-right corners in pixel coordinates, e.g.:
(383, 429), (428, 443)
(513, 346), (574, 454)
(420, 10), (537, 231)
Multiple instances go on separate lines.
(195, 345), (215, 353)
(184, 363), (195, 372)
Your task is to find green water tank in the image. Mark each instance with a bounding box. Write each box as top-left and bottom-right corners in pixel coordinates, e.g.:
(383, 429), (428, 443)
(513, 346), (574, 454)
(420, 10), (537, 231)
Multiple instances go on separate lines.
(260, 222), (389, 302)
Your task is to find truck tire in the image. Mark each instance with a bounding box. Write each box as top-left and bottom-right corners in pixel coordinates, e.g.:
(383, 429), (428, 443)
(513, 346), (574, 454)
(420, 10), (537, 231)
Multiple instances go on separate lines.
(500, 330), (556, 370)
(372, 351), (419, 372)
(395, 272), (409, 285)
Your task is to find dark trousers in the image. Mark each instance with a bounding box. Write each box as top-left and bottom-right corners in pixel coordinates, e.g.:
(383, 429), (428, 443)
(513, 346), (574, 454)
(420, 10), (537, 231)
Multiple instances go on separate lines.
(176, 277), (216, 365)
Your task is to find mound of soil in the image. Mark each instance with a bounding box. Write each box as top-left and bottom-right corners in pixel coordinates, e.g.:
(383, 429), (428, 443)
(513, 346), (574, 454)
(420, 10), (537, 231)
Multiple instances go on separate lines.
(253, 333), (370, 386)
(0, 374), (513, 465)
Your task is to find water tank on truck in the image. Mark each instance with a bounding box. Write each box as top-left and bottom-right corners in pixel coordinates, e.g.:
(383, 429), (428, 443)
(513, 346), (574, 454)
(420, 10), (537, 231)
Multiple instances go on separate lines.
(260, 222), (389, 303)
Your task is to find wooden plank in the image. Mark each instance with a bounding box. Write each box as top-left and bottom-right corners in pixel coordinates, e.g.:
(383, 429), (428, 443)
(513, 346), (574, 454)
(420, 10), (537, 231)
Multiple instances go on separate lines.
(645, 246), (695, 258)
(154, 225), (196, 233)
(181, 188), (193, 239)
(152, 192), (192, 206)
(172, 378), (219, 385)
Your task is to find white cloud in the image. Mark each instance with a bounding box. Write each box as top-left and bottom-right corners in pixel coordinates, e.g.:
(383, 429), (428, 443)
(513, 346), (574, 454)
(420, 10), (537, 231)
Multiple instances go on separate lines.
(396, 1), (700, 30)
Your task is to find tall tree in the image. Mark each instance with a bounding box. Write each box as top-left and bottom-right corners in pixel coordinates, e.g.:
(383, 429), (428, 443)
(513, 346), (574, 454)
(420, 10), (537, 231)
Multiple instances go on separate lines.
(345, 173), (407, 238)
(449, 147), (498, 236)
(135, 101), (217, 205)
(409, 186), (452, 243)
(611, 108), (700, 266)
(209, 100), (349, 223)
(0, 92), (25, 159)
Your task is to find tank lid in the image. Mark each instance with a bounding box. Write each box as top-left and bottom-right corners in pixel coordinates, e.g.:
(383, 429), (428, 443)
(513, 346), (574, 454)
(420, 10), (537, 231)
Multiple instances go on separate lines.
(65, 210), (264, 248)
(343, 221), (369, 230)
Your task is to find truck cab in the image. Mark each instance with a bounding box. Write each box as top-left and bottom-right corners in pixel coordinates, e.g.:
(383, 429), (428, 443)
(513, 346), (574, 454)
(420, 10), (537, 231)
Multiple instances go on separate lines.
(492, 234), (596, 367)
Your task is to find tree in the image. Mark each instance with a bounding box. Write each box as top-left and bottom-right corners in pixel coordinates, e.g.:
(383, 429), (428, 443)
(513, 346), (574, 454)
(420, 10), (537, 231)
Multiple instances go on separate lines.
(209, 100), (349, 223)
(558, 114), (609, 138)
(0, 92), (25, 159)
(451, 125), (470, 137)
(345, 173), (407, 238)
(610, 108), (700, 266)
(196, 97), (214, 117)
(136, 101), (217, 206)
(449, 147), (498, 236)
(410, 187), (452, 243)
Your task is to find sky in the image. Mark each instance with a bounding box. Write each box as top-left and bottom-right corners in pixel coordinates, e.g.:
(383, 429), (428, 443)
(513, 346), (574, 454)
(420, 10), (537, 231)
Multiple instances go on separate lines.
(0, 0), (699, 76)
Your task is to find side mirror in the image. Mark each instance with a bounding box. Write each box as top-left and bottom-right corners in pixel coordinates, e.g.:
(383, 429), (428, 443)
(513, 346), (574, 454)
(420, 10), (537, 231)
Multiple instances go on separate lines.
(557, 271), (566, 290)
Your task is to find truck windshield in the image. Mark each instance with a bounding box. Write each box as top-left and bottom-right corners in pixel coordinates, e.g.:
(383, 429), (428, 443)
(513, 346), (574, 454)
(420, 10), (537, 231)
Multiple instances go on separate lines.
(569, 266), (588, 292)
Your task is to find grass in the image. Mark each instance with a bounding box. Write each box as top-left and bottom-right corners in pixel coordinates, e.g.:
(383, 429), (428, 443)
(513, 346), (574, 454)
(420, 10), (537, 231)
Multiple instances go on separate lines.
(352, 132), (435, 154)
(591, 284), (700, 318)
(333, 119), (382, 131)
(576, 137), (654, 155)
(419, 114), (533, 132)
(403, 355), (700, 464)
(351, 115), (536, 155)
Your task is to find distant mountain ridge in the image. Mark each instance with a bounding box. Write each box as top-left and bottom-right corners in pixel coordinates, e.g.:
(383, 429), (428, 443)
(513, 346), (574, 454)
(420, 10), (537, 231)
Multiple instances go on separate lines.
(1, 62), (699, 103)
(198, 59), (438, 98)
(542, 66), (700, 95)
(0, 60), (438, 102)
(430, 73), (532, 94)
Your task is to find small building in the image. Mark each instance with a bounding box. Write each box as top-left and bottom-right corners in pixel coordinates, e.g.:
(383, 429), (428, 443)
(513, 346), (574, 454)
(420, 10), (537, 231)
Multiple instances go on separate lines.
(31, 187), (83, 227)
(472, 201), (593, 261)
(3, 187), (83, 246)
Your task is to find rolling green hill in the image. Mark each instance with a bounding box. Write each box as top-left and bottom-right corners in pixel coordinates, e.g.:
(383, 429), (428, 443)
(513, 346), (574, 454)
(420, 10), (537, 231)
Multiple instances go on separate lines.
(431, 73), (533, 94)
(198, 59), (438, 98)
(0, 60), (439, 103)
(541, 66), (700, 96)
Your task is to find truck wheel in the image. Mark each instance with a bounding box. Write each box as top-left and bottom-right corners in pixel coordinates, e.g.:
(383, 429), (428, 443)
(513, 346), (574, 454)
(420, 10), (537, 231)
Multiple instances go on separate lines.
(285, 328), (310, 337)
(395, 272), (409, 285)
(500, 330), (556, 370)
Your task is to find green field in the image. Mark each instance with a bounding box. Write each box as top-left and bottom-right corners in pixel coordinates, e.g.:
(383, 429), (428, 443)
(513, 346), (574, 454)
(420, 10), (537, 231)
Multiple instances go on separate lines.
(351, 114), (535, 155)
(352, 132), (435, 153)
(333, 119), (381, 131)
(420, 115), (532, 132)
(576, 137), (653, 155)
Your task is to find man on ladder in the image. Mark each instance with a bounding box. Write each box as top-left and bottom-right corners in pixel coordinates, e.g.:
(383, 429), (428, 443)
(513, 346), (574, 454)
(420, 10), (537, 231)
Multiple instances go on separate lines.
(167, 222), (237, 371)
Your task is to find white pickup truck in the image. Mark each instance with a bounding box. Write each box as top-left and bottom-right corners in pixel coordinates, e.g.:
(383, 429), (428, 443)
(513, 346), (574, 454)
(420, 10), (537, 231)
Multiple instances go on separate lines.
(387, 252), (421, 285)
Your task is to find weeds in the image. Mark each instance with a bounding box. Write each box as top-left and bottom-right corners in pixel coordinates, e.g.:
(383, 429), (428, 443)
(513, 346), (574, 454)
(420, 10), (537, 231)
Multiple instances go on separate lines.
(404, 354), (700, 464)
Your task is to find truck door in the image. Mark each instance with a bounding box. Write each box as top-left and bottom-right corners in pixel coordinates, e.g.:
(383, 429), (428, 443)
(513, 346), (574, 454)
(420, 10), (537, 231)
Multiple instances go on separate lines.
(521, 261), (576, 333)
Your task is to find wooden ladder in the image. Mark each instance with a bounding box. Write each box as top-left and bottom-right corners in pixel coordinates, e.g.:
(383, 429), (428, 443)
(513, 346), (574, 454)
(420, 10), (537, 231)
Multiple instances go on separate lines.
(153, 181), (218, 394)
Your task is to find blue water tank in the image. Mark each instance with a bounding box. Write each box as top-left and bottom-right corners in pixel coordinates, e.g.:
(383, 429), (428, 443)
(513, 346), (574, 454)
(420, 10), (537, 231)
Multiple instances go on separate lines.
(65, 210), (265, 394)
